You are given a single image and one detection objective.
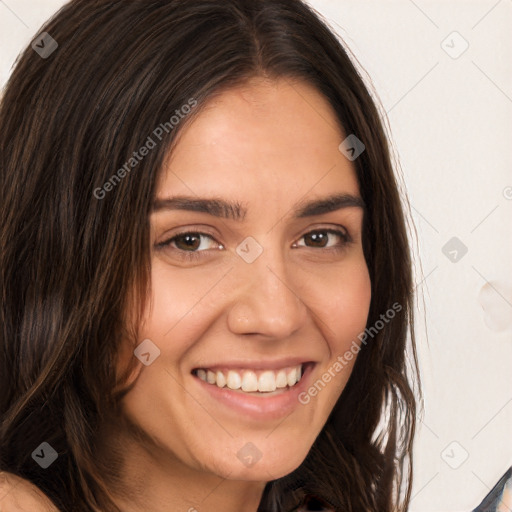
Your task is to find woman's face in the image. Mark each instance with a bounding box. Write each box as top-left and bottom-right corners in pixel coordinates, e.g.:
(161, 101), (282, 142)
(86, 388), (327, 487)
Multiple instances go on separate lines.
(121, 78), (371, 482)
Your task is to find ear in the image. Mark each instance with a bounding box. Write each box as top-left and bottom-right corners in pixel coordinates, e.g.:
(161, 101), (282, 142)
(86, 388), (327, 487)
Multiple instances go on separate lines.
(0, 472), (60, 512)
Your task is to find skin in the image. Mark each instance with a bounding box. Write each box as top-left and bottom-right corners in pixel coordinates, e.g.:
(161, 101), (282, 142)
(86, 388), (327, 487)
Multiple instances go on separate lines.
(0, 472), (59, 511)
(109, 77), (372, 512)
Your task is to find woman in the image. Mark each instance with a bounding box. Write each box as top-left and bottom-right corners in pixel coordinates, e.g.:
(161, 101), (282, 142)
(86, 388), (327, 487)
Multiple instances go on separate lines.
(0, 0), (420, 511)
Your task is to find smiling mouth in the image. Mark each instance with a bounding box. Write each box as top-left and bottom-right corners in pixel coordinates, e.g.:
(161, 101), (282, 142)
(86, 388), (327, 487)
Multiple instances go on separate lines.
(192, 363), (309, 394)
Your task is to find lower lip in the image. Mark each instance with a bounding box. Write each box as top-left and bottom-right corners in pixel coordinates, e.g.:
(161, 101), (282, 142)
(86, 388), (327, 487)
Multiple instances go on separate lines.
(191, 363), (315, 421)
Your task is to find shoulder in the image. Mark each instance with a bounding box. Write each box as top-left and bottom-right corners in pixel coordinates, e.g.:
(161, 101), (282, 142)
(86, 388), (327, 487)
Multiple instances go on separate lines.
(0, 471), (60, 512)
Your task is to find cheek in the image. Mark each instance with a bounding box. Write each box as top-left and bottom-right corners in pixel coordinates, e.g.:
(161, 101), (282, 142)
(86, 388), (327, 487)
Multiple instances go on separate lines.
(335, 266), (371, 343)
(309, 257), (372, 350)
(294, 259), (371, 423)
(141, 260), (221, 341)
(312, 260), (371, 396)
(117, 263), (209, 387)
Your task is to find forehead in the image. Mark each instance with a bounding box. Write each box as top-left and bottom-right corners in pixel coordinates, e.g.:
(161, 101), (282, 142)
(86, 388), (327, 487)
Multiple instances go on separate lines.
(158, 77), (359, 200)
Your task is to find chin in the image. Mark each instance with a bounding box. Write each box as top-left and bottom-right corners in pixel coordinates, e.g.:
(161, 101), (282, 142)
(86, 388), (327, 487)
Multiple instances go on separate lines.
(206, 439), (311, 482)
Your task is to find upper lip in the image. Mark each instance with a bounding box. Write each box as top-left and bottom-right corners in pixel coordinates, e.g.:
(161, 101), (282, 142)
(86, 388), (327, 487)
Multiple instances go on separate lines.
(192, 357), (315, 372)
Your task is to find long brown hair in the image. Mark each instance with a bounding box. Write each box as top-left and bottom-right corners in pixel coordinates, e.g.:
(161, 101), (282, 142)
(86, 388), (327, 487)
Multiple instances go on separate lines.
(0, 1), (420, 510)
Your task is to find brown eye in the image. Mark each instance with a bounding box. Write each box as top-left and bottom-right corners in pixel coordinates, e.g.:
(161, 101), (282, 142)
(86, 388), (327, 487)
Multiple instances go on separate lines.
(156, 232), (223, 254)
(303, 231), (329, 248)
(297, 229), (350, 249)
(173, 233), (202, 251)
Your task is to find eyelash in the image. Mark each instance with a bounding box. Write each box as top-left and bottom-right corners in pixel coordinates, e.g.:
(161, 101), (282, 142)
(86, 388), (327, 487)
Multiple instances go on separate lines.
(155, 228), (352, 261)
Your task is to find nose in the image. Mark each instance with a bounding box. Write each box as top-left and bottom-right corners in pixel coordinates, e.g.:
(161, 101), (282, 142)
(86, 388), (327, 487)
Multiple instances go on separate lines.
(226, 249), (308, 339)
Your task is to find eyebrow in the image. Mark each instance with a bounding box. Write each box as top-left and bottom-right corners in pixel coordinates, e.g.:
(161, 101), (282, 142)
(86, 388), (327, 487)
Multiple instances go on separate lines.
(152, 193), (365, 220)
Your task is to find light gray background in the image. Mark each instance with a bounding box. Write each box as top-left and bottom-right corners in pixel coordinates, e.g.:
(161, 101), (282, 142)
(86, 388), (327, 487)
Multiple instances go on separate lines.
(1, 1), (511, 511)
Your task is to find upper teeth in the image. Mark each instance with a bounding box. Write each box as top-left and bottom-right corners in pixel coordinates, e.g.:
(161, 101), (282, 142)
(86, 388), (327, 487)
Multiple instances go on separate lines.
(195, 365), (303, 393)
